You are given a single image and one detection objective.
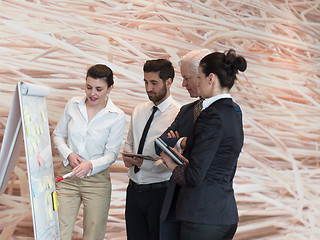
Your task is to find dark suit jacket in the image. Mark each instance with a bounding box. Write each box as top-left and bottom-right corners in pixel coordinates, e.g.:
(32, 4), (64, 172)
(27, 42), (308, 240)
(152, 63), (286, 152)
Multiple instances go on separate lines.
(155, 100), (198, 156)
(156, 98), (242, 222)
(175, 98), (244, 225)
(156, 100), (198, 221)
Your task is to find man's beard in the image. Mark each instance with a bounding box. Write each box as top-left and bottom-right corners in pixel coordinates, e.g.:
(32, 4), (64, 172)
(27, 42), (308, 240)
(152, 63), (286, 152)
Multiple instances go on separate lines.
(148, 85), (167, 103)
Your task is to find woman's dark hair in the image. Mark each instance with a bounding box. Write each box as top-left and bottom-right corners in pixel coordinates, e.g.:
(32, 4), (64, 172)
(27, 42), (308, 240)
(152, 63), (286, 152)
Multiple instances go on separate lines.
(199, 49), (247, 89)
(143, 59), (175, 82)
(86, 64), (114, 87)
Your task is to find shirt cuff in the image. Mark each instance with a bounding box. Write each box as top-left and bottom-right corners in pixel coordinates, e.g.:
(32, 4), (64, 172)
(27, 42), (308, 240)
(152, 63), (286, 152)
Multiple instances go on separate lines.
(86, 162), (93, 177)
(175, 138), (183, 153)
(61, 149), (72, 166)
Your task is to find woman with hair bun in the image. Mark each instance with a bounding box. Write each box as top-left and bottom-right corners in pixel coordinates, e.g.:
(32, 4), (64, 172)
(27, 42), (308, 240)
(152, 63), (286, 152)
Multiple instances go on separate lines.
(161, 49), (246, 240)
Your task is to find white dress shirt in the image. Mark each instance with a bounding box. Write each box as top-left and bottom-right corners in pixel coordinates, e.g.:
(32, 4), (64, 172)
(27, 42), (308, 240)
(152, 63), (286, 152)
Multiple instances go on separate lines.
(123, 95), (180, 184)
(53, 96), (125, 176)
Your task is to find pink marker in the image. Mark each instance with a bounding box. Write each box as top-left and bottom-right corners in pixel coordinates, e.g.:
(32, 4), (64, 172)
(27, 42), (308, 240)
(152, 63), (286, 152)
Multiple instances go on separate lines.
(57, 172), (73, 182)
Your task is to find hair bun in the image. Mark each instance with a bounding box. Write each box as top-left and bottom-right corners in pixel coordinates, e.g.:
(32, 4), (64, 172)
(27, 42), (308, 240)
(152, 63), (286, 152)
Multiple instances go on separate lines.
(224, 49), (247, 74)
(233, 56), (247, 72)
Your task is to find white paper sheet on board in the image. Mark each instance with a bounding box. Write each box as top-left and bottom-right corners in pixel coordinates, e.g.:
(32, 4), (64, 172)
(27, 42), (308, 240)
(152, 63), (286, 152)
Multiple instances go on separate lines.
(0, 82), (50, 194)
(0, 82), (60, 239)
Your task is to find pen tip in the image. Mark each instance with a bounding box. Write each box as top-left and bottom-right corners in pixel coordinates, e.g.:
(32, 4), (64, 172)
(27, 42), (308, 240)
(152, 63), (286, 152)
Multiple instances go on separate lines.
(57, 177), (63, 182)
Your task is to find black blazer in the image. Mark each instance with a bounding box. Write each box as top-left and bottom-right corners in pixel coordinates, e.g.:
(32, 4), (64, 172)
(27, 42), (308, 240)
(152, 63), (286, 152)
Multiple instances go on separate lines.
(156, 99), (242, 156)
(175, 98), (244, 225)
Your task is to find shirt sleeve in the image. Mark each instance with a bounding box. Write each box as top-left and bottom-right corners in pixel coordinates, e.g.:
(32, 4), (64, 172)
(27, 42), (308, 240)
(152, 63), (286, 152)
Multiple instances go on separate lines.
(52, 102), (73, 166)
(123, 115), (134, 153)
(89, 113), (126, 176)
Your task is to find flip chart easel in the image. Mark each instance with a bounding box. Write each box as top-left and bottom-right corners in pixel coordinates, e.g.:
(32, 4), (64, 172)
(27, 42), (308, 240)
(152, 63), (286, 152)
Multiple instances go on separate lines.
(0, 82), (60, 240)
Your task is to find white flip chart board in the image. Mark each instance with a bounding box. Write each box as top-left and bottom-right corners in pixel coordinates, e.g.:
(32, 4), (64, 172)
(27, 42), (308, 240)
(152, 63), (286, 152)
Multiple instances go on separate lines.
(0, 82), (60, 240)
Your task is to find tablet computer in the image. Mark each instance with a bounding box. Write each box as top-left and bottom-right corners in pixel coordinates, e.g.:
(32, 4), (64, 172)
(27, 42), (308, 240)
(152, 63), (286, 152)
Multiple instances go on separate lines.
(155, 138), (186, 165)
(120, 152), (158, 161)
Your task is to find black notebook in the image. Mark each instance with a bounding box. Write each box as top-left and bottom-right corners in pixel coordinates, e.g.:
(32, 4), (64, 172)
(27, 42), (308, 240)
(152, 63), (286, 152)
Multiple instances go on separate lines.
(155, 138), (186, 165)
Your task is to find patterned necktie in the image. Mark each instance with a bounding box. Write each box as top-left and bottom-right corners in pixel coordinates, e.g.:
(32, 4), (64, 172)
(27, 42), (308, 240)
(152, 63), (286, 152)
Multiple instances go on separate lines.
(135, 106), (158, 173)
(194, 98), (204, 122)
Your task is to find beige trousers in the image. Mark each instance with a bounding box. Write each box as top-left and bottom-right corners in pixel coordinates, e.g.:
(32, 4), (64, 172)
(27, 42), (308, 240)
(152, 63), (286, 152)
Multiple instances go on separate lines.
(56, 164), (111, 240)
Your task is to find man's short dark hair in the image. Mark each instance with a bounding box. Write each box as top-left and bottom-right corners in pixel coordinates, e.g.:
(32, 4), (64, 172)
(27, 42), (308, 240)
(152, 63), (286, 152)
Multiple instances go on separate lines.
(143, 59), (174, 82)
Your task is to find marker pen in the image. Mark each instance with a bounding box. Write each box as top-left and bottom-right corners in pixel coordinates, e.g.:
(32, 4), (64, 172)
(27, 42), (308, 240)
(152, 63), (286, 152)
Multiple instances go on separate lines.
(57, 172), (73, 182)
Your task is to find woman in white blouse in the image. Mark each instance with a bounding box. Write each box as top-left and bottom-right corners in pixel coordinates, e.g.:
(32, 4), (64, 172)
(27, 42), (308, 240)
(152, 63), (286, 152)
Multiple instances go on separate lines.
(53, 64), (125, 240)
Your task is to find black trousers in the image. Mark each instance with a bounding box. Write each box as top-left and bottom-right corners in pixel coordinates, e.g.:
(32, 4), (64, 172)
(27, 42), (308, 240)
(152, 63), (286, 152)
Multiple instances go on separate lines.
(180, 221), (237, 240)
(125, 183), (168, 240)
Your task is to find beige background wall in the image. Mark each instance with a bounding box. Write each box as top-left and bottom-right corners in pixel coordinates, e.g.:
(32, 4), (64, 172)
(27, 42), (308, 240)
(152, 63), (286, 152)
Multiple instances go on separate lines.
(0, 0), (319, 239)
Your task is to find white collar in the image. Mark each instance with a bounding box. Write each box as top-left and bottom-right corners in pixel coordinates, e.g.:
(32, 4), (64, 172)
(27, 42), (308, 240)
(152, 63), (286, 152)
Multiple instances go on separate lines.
(152, 95), (174, 113)
(202, 94), (231, 110)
